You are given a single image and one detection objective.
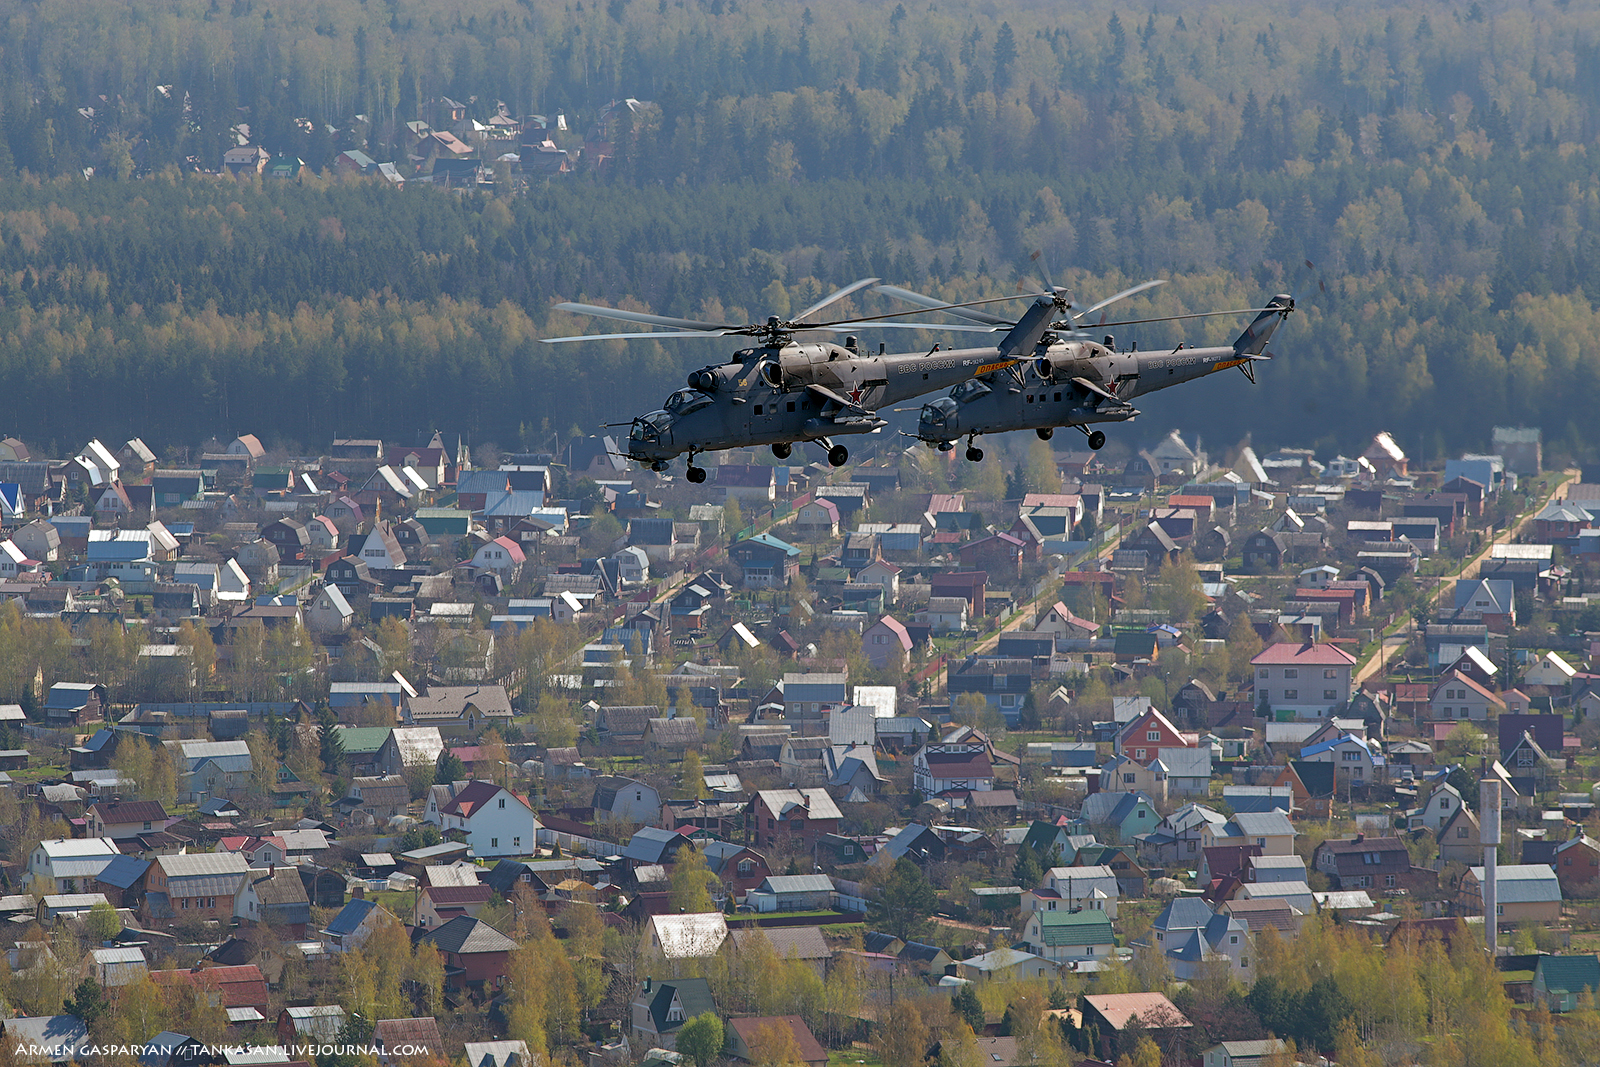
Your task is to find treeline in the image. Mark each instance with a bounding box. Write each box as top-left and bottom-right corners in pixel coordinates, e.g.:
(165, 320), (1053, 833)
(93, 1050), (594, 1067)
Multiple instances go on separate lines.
(0, 2), (1597, 456)
(1, 172), (1600, 460)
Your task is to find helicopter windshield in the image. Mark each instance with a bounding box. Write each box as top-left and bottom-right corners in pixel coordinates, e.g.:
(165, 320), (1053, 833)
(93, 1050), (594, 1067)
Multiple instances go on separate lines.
(951, 379), (992, 404)
(923, 397), (958, 428)
(633, 411), (672, 439)
(665, 389), (712, 416)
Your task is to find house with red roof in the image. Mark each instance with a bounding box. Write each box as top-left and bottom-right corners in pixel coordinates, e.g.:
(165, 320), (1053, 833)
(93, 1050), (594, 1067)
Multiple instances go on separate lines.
(150, 963), (270, 1010)
(1114, 708), (1194, 765)
(793, 498), (840, 537)
(470, 536), (525, 582)
(726, 1017), (828, 1067)
(86, 800), (170, 841)
(1250, 642), (1358, 719)
(418, 884), (495, 928)
(958, 532), (1027, 577)
(436, 781), (539, 859)
(215, 835), (287, 868)
(913, 742), (995, 797)
(862, 616), (912, 671)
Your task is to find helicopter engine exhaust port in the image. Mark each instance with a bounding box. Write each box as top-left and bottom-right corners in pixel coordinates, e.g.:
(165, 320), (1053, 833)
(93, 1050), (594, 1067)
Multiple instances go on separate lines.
(1033, 358), (1054, 380)
(771, 442), (792, 459)
(688, 369), (718, 393)
(1036, 427), (1053, 441)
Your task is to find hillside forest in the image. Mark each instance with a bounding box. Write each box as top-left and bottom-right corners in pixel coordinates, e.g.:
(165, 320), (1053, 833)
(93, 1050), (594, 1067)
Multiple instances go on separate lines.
(0, 1), (1596, 461)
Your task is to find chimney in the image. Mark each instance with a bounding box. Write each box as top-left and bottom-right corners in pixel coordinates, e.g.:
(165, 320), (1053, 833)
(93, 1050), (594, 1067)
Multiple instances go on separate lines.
(642, 976), (651, 993)
(1354, 832), (1365, 843)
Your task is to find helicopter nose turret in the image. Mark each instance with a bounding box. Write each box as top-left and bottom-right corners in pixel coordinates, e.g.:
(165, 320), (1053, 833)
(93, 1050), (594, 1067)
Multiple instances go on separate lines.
(628, 410), (675, 459)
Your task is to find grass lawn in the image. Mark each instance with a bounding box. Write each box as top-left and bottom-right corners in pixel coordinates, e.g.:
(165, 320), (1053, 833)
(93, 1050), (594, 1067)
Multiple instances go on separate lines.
(828, 1050), (883, 1067)
(821, 922), (866, 938)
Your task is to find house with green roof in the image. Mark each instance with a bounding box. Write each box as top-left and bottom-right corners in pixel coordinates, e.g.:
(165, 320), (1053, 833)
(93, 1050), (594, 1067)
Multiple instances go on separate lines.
(629, 977), (716, 1051)
(1534, 954), (1600, 1012)
(1019, 908), (1115, 964)
(415, 508), (471, 537)
(333, 727), (393, 775)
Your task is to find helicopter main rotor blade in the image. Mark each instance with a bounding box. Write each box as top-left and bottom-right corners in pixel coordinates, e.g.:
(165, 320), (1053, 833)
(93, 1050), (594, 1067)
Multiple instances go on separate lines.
(873, 285), (1015, 327)
(1080, 279), (1168, 317)
(793, 277), (881, 324)
(540, 330), (731, 344)
(800, 321), (1002, 334)
(1092, 306), (1280, 328)
(552, 301), (734, 333)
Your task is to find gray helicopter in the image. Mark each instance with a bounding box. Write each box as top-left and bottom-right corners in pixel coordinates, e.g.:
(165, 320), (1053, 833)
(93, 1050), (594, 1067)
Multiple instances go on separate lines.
(543, 279), (1087, 482)
(897, 288), (1295, 460)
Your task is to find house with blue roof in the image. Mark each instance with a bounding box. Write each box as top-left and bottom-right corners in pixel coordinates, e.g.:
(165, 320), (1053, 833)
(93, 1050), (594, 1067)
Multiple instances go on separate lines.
(1137, 897), (1253, 982)
(94, 855), (151, 908)
(323, 898), (402, 954)
(1298, 733), (1386, 790)
(1076, 790), (1158, 844)
(729, 533), (800, 588)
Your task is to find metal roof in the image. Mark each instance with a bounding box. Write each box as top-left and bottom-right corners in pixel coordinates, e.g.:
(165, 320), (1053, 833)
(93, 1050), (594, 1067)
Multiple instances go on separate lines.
(1469, 864), (1561, 903)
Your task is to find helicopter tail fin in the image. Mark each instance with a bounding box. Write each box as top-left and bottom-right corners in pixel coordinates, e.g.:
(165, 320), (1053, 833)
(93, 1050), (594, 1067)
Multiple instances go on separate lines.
(996, 295), (1060, 358)
(1232, 294), (1295, 355)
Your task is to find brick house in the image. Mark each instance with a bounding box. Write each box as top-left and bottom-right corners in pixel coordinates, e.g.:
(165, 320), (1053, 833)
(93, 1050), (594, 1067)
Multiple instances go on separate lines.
(748, 789), (842, 850)
(143, 852), (250, 925)
(1311, 833), (1433, 894)
(415, 915), (517, 991)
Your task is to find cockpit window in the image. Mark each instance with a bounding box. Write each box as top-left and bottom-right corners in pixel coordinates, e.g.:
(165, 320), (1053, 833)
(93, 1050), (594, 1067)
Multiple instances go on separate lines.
(665, 390), (712, 416)
(951, 379), (992, 403)
(635, 411), (671, 435)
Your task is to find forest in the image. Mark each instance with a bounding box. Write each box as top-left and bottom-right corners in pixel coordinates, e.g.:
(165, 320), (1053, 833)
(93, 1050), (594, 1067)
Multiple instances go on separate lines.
(0, 0), (1598, 458)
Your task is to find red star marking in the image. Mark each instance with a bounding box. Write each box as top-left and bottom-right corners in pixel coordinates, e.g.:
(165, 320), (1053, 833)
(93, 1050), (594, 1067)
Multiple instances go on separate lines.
(848, 385), (866, 403)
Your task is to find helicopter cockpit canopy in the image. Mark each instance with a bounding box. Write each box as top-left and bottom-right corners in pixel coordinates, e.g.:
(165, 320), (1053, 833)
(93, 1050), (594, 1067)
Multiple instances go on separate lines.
(922, 397), (959, 431)
(632, 410), (672, 442)
(665, 389), (713, 416)
(951, 379), (992, 404)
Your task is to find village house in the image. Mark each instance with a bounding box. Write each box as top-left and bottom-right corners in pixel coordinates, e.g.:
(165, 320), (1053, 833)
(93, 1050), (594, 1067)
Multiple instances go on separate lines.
(143, 852), (250, 925)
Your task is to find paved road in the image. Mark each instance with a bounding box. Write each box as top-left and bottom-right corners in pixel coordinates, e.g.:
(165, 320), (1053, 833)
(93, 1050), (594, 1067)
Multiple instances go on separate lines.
(1353, 469), (1576, 686)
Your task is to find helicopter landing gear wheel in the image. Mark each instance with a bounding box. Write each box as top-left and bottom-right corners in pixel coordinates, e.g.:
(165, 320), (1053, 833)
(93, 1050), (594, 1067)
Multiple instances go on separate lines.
(1087, 430), (1106, 450)
(686, 465), (707, 483)
(827, 445), (849, 467)
(1036, 427), (1054, 441)
(771, 441), (792, 460)
(965, 446), (984, 462)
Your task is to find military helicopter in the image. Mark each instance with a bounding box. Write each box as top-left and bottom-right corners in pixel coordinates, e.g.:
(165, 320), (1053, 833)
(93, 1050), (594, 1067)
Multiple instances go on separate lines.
(892, 286), (1295, 460)
(543, 278), (1081, 482)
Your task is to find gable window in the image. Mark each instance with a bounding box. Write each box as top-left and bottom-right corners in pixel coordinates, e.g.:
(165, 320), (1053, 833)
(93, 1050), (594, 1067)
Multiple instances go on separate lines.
(1147, 730), (1160, 741)
(491, 838), (499, 848)
(499, 798), (506, 808)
